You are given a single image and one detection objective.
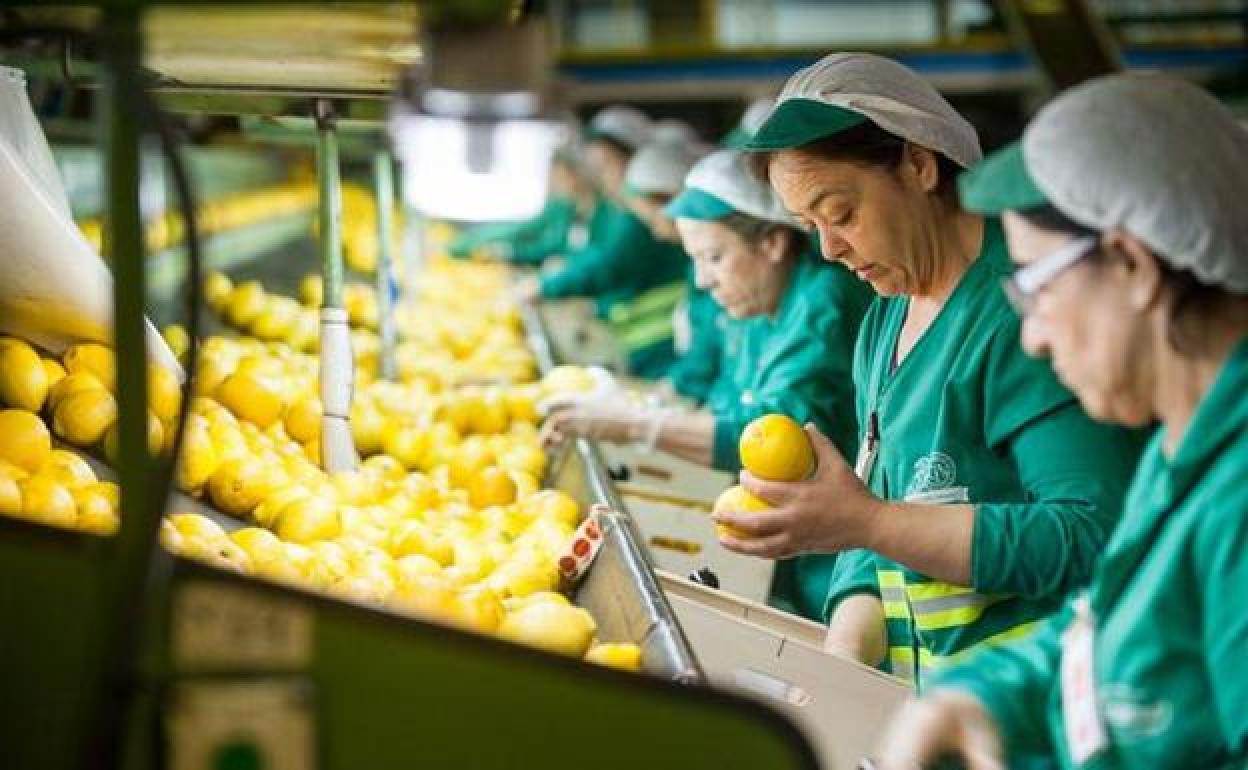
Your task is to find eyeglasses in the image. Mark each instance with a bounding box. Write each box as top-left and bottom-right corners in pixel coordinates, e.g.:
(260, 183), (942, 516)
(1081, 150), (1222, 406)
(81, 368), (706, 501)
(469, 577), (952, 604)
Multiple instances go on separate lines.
(1002, 235), (1099, 316)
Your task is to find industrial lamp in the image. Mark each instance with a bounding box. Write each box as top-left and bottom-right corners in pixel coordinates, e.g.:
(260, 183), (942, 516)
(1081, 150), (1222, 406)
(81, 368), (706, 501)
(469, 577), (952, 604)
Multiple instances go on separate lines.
(390, 19), (562, 223)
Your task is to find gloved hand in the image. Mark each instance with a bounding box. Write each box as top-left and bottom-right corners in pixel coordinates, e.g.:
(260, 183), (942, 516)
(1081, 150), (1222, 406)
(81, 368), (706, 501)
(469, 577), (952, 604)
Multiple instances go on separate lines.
(537, 366), (619, 417)
(539, 399), (657, 448)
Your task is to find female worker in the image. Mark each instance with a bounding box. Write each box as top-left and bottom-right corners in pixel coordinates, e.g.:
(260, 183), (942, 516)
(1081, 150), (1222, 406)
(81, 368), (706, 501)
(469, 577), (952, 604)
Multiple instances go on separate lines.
(448, 150), (597, 265)
(517, 106), (688, 378)
(878, 74), (1248, 770)
(543, 149), (874, 620)
(618, 139), (725, 404)
(713, 53), (1144, 686)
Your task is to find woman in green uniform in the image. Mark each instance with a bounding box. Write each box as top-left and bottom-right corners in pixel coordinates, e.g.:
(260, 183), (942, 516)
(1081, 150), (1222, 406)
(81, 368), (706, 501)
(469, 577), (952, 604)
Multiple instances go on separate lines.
(879, 74), (1248, 770)
(542, 149), (874, 620)
(516, 106), (689, 378)
(713, 53), (1144, 687)
(448, 152), (596, 265)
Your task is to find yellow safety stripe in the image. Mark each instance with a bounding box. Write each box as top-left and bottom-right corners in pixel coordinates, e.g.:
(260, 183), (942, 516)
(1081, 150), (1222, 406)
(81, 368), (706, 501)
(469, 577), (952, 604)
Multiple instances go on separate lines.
(904, 581), (979, 600)
(607, 281), (684, 324)
(906, 581), (1007, 631)
(877, 569), (911, 620)
(887, 646), (917, 682)
(614, 314), (675, 351)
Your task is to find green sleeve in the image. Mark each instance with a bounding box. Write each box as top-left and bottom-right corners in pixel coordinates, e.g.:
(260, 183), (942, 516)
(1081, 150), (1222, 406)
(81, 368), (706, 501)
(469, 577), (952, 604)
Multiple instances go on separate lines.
(820, 548), (882, 619)
(1198, 483), (1248, 748)
(710, 276), (861, 471)
(449, 220), (529, 258)
(507, 198), (576, 265)
(539, 207), (649, 300)
(667, 287), (723, 404)
(928, 606), (1069, 758)
(972, 327), (1145, 598)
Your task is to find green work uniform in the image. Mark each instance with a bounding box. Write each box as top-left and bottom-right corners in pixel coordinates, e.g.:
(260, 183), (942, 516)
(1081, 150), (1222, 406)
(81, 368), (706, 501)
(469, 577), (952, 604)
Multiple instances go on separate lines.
(824, 219), (1145, 688)
(666, 270), (726, 404)
(933, 337), (1248, 769)
(704, 245), (875, 621)
(449, 196), (577, 265)
(539, 202), (688, 379)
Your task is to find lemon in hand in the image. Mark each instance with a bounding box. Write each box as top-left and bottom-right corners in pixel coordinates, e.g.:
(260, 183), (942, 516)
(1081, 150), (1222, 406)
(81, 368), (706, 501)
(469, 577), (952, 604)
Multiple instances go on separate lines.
(711, 484), (769, 540)
(738, 414), (815, 482)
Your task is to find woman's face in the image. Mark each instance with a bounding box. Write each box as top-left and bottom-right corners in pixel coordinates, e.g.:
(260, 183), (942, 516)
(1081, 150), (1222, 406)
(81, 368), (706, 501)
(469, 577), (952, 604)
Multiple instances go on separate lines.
(585, 140), (630, 198)
(1002, 211), (1155, 426)
(767, 145), (949, 297)
(676, 218), (789, 319)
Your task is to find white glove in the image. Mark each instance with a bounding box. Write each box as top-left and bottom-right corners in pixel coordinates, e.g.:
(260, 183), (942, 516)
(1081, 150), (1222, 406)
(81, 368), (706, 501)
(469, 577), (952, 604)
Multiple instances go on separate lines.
(537, 366), (619, 416)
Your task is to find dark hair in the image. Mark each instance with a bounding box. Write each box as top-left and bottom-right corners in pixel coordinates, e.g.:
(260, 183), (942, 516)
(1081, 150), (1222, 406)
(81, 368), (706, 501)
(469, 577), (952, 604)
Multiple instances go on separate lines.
(718, 212), (806, 261)
(1019, 204), (1229, 354)
(747, 120), (963, 203)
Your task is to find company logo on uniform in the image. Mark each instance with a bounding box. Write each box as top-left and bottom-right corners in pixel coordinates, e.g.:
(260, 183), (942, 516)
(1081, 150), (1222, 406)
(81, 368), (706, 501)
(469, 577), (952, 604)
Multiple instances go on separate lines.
(1101, 684), (1173, 741)
(907, 452), (957, 495)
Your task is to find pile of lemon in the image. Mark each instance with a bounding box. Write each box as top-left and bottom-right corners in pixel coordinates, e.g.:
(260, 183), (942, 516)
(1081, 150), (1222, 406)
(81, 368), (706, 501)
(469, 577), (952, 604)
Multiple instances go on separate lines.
(78, 182), (318, 256)
(0, 335), (180, 536)
(206, 260), (537, 386)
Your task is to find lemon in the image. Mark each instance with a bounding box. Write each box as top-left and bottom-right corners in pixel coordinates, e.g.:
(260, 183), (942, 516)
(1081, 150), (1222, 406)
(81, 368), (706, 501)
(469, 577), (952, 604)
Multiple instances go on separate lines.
(0, 475), (19, 516)
(62, 343), (116, 392)
(349, 403), (386, 456)
(712, 484), (770, 539)
(298, 273), (323, 307)
(100, 412), (163, 464)
(448, 442), (493, 489)
(498, 444), (546, 479)
(361, 453), (404, 483)
(502, 591), (571, 613)
(388, 519), (453, 565)
(148, 363), (182, 422)
(229, 527), (285, 571)
(251, 485), (311, 529)
(174, 416), (219, 492)
(498, 601), (597, 657)
(273, 496), (341, 544)
(467, 466), (517, 508)
(226, 280), (266, 327)
(470, 392), (510, 435)
(203, 271), (234, 310)
(47, 371), (106, 413)
(17, 475), (77, 529)
(522, 489), (580, 529)
(738, 414), (814, 482)
(392, 574), (459, 620)
(215, 371), (283, 428)
(449, 585), (505, 633)
(162, 324), (190, 361)
(251, 296), (300, 341)
(52, 388), (117, 447)
(168, 512), (228, 541)
(329, 470), (375, 506)
(304, 541), (351, 589)
(0, 337), (49, 411)
(381, 425), (428, 471)
(73, 483), (120, 536)
(394, 553), (443, 587)
(584, 642), (643, 672)
(283, 395), (322, 444)
(41, 358), (67, 391)
(40, 449), (96, 488)
(0, 409), (52, 473)
(206, 457), (271, 516)
(503, 386), (539, 424)
(541, 365), (594, 395)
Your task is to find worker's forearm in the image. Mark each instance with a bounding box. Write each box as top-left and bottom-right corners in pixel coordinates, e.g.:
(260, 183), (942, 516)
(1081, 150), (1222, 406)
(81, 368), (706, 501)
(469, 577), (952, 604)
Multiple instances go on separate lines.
(864, 501), (975, 586)
(823, 593), (887, 666)
(653, 411), (716, 467)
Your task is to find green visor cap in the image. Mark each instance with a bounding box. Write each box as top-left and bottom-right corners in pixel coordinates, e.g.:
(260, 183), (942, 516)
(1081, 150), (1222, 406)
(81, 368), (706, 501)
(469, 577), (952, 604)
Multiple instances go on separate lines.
(958, 141), (1050, 215)
(743, 98), (869, 151)
(663, 188), (737, 221)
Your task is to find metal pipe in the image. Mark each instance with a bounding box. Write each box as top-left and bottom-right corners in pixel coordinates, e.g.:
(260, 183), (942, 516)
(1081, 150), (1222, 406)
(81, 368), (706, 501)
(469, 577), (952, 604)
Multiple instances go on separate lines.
(373, 150), (398, 381)
(315, 99), (358, 472)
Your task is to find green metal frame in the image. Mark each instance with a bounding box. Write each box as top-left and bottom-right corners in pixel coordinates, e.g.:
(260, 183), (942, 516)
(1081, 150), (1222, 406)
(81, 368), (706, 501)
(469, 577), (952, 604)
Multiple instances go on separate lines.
(373, 151), (399, 381)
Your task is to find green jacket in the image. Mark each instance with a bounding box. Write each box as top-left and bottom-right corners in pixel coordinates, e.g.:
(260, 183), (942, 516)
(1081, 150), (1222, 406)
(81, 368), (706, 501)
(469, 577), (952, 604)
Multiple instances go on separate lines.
(538, 202), (688, 321)
(703, 247), (875, 621)
(448, 196), (577, 265)
(666, 270), (725, 404)
(933, 337), (1248, 770)
(825, 219), (1146, 688)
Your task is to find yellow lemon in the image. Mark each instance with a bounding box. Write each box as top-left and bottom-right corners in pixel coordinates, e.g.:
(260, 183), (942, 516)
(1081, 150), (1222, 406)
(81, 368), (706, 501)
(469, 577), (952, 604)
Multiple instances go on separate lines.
(467, 466), (517, 509)
(203, 270), (234, 310)
(502, 591), (571, 613)
(47, 371), (106, 414)
(174, 416), (219, 492)
(283, 395), (322, 444)
(162, 324), (190, 361)
(252, 485), (311, 529)
(62, 343), (116, 391)
(0, 475), (20, 516)
(41, 358), (67, 391)
(349, 403), (386, 456)
(381, 425), (428, 471)
(73, 483), (120, 536)
(449, 585), (506, 633)
(226, 280), (266, 327)
(214, 371), (283, 428)
(167, 512), (228, 541)
(229, 527), (285, 571)
(388, 519), (453, 565)
(0, 409), (52, 473)
(712, 484), (769, 539)
(17, 475), (77, 529)
(361, 453), (405, 483)
(448, 442), (493, 489)
(52, 389), (117, 447)
(206, 457), (271, 516)
(274, 496), (341, 544)
(498, 444), (546, 479)
(502, 386), (539, 424)
(738, 414), (814, 482)
(147, 363), (182, 422)
(0, 337), (49, 412)
(522, 489), (580, 529)
(298, 273), (323, 307)
(584, 642), (643, 672)
(39, 449), (96, 488)
(498, 601), (597, 657)
(391, 574), (459, 621)
(100, 412), (163, 464)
